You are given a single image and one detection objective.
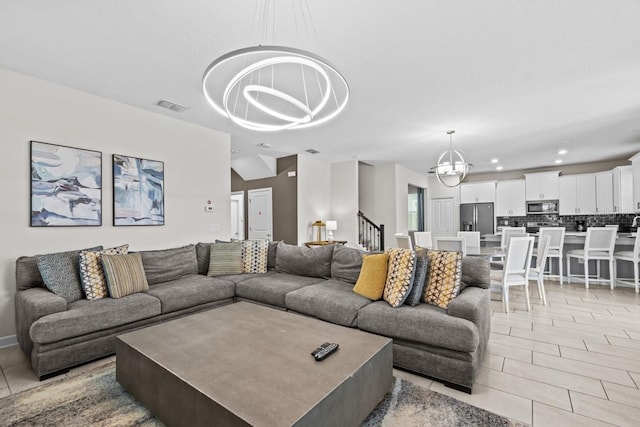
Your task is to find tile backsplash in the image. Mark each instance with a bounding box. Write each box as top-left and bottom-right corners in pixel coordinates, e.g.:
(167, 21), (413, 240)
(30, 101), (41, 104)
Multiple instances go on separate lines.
(495, 213), (638, 232)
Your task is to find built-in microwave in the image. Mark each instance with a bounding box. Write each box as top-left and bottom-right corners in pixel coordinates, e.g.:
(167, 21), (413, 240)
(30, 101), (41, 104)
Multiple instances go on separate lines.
(526, 200), (559, 215)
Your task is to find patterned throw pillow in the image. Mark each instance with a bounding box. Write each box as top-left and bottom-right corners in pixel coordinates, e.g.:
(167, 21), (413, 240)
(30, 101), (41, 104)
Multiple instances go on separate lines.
(207, 242), (243, 276)
(241, 240), (269, 274)
(423, 250), (463, 309)
(352, 253), (389, 300)
(79, 244), (129, 300)
(405, 249), (429, 306)
(36, 246), (103, 302)
(383, 248), (417, 308)
(102, 253), (149, 298)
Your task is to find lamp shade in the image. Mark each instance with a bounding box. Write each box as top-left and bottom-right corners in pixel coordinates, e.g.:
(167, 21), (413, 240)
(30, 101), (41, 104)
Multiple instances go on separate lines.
(325, 221), (338, 231)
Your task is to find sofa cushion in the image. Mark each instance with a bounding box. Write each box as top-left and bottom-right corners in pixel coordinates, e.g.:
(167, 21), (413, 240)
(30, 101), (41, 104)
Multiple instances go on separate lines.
(358, 301), (479, 353)
(30, 292), (161, 344)
(102, 253), (149, 298)
(275, 242), (334, 278)
(241, 240), (269, 274)
(79, 244), (129, 300)
(352, 253), (388, 300)
(235, 272), (325, 308)
(140, 244), (198, 285)
(144, 274), (235, 314)
(208, 242), (243, 276)
(216, 271), (278, 284)
(383, 248), (416, 308)
(460, 256), (490, 290)
(331, 245), (365, 284)
(268, 241), (281, 270)
(34, 246), (104, 302)
(286, 279), (373, 327)
(195, 242), (212, 275)
(405, 249), (429, 307)
(423, 250), (463, 309)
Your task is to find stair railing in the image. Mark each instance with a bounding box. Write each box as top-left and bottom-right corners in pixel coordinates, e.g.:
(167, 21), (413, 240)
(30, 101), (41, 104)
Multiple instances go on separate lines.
(358, 211), (384, 251)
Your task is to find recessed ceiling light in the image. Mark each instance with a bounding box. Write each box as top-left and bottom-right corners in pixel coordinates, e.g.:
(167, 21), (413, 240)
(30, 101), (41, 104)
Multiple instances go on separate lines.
(496, 166), (503, 171)
(555, 159), (563, 164)
(491, 158), (499, 164)
(558, 149), (567, 155)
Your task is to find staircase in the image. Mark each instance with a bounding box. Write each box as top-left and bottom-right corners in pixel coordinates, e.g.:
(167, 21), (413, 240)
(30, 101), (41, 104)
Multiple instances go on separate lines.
(358, 211), (384, 251)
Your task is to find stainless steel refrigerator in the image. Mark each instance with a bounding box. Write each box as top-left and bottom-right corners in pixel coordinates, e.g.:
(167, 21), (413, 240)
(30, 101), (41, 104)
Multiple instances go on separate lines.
(460, 203), (494, 236)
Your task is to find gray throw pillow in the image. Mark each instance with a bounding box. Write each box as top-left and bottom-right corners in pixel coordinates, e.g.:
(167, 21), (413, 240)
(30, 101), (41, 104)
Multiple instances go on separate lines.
(331, 245), (365, 284)
(275, 242), (334, 278)
(195, 242), (213, 275)
(207, 242), (243, 276)
(460, 256), (490, 290)
(267, 241), (282, 270)
(36, 246), (103, 302)
(405, 249), (429, 306)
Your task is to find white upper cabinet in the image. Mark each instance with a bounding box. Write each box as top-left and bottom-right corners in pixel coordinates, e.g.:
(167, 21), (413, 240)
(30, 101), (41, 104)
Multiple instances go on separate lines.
(524, 171), (560, 200)
(632, 153), (640, 212)
(612, 165), (634, 214)
(595, 171), (614, 214)
(460, 181), (496, 204)
(559, 174), (596, 215)
(496, 180), (526, 217)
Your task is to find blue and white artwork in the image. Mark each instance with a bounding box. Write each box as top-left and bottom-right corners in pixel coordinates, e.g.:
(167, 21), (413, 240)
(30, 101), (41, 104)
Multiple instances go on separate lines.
(113, 154), (164, 226)
(31, 141), (102, 227)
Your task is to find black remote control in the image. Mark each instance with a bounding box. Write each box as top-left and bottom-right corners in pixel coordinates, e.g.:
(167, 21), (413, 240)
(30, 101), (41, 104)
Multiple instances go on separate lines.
(314, 343), (339, 361)
(311, 342), (331, 357)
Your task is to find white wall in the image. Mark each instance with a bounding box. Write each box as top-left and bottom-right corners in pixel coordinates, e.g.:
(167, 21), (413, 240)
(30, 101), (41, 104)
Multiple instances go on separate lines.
(297, 154), (331, 244)
(0, 68), (231, 339)
(330, 160), (359, 243)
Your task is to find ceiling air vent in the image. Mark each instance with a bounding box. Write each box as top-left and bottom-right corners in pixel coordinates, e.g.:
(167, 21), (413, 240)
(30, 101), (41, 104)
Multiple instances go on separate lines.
(306, 149), (320, 154)
(156, 99), (189, 113)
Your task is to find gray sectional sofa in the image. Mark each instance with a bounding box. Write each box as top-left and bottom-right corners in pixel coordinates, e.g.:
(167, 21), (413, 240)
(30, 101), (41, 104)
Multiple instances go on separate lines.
(15, 241), (491, 393)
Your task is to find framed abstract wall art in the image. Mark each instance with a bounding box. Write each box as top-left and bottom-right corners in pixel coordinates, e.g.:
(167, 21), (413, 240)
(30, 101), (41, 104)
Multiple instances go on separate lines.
(113, 154), (165, 226)
(30, 141), (102, 227)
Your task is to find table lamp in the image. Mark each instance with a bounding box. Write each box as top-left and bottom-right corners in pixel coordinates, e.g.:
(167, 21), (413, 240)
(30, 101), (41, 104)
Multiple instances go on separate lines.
(326, 220), (337, 242)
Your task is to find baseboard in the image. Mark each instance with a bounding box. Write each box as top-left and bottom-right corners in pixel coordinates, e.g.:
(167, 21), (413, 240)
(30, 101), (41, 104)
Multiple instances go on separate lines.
(0, 334), (18, 349)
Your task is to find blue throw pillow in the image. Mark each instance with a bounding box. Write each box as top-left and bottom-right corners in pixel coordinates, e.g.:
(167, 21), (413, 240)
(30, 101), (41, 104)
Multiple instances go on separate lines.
(36, 246), (103, 302)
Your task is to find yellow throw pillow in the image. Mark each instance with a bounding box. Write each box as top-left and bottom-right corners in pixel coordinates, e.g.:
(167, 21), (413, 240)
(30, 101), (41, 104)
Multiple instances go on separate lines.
(383, 248), (417, 308)
(423, 250), (462, 309)
(353, 253), (389, 300)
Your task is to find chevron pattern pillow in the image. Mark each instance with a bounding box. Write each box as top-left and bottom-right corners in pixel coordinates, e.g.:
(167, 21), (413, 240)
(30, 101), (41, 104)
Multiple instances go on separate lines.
(79, 244), (129, 300)
(423, 250), (462, 309)
(383, 248), (416, 308)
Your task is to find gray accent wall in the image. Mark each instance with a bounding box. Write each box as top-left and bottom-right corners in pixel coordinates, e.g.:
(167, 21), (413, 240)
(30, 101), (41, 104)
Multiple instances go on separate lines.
(231, 155), (298, 244)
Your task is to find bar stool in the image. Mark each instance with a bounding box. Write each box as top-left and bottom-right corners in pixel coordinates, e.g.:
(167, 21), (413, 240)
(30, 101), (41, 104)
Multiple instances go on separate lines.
(566, 227), (617, 289)
(538, 227), (566, 285)
(613, 233), (640, 293)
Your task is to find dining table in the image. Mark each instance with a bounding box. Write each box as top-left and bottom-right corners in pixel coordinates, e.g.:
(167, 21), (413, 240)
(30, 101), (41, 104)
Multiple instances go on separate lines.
(465, 246), (505, 258)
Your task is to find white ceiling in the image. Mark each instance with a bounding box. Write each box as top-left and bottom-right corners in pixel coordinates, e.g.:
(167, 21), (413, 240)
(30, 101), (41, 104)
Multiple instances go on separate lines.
(2, 1), (640, 175)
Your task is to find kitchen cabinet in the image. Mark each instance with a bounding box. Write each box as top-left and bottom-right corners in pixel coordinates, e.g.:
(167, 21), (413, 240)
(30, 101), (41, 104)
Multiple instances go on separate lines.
(559, 174), (596, 215)
(496, 179), (526, 216)
(612, 165), (634, 214)
(595, 171), (614, 214)
(460, 181), (496, 204)
(632, 153), (640, 212)
(524, 171), (560, 201)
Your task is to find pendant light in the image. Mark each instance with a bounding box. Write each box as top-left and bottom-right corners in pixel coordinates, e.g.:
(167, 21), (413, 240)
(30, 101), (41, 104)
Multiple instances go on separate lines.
(431, 130), (471, 187)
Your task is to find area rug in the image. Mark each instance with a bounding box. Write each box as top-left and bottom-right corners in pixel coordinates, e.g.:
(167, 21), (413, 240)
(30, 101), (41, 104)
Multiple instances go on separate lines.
(0, 362), (518, 426)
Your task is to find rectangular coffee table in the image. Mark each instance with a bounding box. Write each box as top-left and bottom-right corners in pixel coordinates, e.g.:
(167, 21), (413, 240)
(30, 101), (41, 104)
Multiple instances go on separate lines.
(116, 302), (393, 426)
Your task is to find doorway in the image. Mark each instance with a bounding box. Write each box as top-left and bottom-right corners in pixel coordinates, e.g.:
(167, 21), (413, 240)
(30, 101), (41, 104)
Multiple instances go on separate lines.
(431, 197), (454, 237)
(248, 187), (273, 240)
(230, 191), (245, 240)
(408, 185), (425, 232)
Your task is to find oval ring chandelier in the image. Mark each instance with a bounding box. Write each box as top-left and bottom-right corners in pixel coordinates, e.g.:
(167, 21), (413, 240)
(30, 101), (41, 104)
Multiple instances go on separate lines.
(430, 130), (472, 187)
(202, 45), (350, 132)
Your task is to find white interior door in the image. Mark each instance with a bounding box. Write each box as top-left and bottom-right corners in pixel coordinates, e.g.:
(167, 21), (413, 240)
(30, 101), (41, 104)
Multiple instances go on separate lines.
(248, 187), (273, 240)
(431, 198), (454, 237)
(230, 191), (245, 240)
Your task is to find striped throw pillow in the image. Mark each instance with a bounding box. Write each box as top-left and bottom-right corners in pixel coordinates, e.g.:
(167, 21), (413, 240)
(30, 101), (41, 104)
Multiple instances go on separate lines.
(207, 242), (243, 276)
(102, 253), (149, 298)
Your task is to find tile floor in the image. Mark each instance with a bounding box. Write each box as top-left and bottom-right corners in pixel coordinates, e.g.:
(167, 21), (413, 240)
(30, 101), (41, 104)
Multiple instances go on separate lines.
(1, 280), (639, 426)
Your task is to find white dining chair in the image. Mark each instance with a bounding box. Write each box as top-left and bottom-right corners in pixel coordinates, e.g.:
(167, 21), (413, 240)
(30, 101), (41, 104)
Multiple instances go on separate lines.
(613, 232), (640, 293)
(395, 234), (413, 250)
(413, 231), (433, 249)
(491, 236), (535, 313)
(492, 230), (529, 270)
(457, 231), (480, 252)
(500, 227), (526, 250)
(566, 227), (617, 289)
(435, 237), (465, 255)
(537, 227), (566, 285)
(529, 235), (550, 306)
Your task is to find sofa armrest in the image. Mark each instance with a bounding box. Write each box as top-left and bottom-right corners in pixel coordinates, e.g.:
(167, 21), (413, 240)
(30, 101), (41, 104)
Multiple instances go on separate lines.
(15, 288), (67, 356)
(447, 287), (491, 354)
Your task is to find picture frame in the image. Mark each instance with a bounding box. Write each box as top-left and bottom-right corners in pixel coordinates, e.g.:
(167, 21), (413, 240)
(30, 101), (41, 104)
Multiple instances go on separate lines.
(113, 154), (165, 226)
(30, 141), (102, 227)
